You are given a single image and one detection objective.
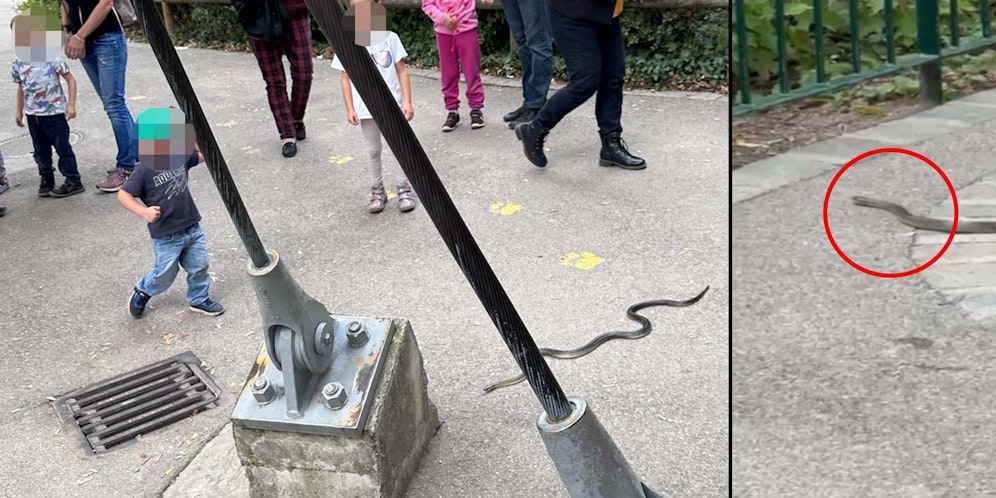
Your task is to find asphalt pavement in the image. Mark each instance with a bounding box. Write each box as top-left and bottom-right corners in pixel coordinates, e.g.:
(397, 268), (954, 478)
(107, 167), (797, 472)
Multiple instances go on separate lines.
(0, 5), (728, 497)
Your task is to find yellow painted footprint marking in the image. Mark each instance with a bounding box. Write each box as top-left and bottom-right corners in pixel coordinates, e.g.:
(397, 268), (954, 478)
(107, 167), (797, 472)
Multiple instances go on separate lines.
(387, 191), (397, 200)
(241, 145), (259, 155)
(217, 120), (237, 127)
(127, 95), (147, 101)
(329, 155), (354, 164)
(489, 201), (523, 216)
(560, 252), (605, 270)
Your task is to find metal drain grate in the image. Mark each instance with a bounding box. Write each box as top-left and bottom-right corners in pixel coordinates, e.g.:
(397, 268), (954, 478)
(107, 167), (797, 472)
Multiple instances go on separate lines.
(54, 351), (222, 455)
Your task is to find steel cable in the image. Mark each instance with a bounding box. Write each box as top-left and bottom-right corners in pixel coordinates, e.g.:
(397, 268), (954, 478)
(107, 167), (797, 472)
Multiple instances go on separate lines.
(305, 0), (573, 421)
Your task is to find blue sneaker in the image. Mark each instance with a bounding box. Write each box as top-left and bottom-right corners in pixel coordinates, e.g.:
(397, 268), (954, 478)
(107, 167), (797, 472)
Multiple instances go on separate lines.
(190, 298), (224, 316)
(129, 288), (151, 318)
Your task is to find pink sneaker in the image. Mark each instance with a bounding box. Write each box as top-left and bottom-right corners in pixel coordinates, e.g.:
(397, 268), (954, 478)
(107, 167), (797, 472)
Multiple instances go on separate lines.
(368, 183), (386, 213)
(398, 183), (416, 212)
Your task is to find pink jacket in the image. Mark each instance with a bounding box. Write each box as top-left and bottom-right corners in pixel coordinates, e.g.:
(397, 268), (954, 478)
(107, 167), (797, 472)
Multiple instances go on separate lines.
(422, 0), (479, 35)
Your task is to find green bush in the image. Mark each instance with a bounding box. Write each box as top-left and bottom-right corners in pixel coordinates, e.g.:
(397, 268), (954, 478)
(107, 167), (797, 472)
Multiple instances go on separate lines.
(733, 0), (996, 94)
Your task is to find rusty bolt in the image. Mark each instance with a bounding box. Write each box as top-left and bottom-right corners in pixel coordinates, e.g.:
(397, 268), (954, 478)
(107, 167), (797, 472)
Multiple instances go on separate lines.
(251, 378), (276, 405)
(321, 382), (348, 410)
(346, 321), (369, 348)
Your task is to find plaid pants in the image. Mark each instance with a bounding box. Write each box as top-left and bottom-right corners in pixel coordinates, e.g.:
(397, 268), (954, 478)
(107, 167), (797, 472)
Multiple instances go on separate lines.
(249, 12), (314, 140)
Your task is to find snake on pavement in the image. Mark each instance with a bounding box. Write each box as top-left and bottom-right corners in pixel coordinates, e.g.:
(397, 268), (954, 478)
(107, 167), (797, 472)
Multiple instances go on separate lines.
(481, 286), (710, 394)
(852, 195), (996, 233)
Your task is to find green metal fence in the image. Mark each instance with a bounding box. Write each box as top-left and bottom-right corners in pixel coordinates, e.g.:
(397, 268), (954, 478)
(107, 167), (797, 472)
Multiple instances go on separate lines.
(733, 0), (996, 117)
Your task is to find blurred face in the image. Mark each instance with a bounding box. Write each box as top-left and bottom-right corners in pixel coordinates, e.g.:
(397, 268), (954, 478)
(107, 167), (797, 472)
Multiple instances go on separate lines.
(135, 108), (196, 171)
(344, 0), (387, 46)
(11, 9), (62, 63)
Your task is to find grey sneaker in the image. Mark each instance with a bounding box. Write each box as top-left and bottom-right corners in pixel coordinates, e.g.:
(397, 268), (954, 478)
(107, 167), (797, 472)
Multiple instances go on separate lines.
(398, 182), (416, 212)
(369, 183), (387, 213)
(97, 167), (130, 193)
(190, 298), (224, 316)
(0, 176), (9, 195)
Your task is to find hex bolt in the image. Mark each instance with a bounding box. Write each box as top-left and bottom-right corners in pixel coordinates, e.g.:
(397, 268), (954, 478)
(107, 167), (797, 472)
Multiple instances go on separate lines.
(346, 321), (369, 348)
(250, 378), (276, 405)
(321, 382), (348, 410)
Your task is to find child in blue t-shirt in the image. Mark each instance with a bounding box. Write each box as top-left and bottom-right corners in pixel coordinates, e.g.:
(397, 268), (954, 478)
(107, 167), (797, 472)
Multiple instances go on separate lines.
(117, 108), (224, 319)
(332, 2), (416, 214)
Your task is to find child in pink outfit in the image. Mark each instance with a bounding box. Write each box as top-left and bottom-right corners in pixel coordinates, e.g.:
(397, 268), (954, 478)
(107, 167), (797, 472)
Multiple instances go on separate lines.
(422, 0), (492, 132)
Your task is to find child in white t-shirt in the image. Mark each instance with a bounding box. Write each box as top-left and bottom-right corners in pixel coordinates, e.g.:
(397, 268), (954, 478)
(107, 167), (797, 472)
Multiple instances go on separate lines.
(331, 20), (415, 213)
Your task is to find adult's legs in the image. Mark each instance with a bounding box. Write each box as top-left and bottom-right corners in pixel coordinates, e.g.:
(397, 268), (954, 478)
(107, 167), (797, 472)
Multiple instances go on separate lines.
(502, 0), (552, 110)
(282, 13), (314, 126)
(517, 0), (553, 109)
(80, 32), (136, 171)
(249, 38), (295, 140)
(593, 18), (644, 169)
(533, 9), (602, 131)
(594, 18), (625, 137)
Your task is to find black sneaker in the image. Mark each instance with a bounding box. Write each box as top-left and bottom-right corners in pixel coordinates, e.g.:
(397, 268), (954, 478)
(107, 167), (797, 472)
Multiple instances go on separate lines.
(470, 109), (485, 129)
(503, 106), (526, 122)
(441, 112), (460, 132)
(507, 108), (537, 129)
(294, 122), (306, 140)
(282, 142), (297, 158)
(38, 177), (55, 197)
(129, 287), (151, 318)
(50, 183), (85, 198)
(190, 298), (225, 316)
(0, 205), (7, 217)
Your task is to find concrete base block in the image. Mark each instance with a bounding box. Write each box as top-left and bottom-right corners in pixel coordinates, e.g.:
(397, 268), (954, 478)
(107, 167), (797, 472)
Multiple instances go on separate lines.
(233, 319), (440, 498)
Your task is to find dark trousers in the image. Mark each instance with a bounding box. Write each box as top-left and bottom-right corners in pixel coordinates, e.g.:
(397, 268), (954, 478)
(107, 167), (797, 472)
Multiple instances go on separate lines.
(27, 114), (81, 185)
(248, 12), (314, 140)
(534, 8), (625, 137)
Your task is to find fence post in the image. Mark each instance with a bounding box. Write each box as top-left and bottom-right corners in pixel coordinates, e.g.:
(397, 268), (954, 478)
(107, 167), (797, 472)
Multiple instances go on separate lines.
(916, 0), (942, 106)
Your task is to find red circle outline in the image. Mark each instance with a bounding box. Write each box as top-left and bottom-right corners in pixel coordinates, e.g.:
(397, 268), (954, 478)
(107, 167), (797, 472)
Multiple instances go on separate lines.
(823, 147), (959, 278)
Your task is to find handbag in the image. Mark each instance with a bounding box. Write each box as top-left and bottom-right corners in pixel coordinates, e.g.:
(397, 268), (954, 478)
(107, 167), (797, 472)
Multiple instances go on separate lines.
(112, 0), (139, 27)
(231, 0), (289, 43)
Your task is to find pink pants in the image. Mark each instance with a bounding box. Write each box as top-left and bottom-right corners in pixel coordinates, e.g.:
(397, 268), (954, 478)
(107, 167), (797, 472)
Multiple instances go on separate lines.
(435, 29), (485, 112)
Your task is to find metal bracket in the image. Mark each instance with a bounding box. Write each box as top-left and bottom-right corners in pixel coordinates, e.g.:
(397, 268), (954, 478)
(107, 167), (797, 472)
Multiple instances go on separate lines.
(230, 316), (396, 436)
(246, 249), (336, 416)
(538, 397), (652, 498)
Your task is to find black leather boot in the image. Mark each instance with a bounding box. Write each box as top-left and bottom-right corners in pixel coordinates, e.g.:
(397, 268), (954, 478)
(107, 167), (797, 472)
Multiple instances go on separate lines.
(599, 132), (646, 170)
(515, 120), (550, 168)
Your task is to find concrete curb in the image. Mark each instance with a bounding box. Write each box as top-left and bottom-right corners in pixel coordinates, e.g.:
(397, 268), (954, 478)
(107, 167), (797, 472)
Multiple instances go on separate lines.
(733, 87), (996, 323)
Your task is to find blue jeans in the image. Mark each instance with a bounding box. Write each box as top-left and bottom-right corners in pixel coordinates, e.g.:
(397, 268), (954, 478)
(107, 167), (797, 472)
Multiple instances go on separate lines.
(79, 31), (137, 171)
(502, 0), (553, 109)
(138, 224), (212, 306)
(535, 9), (625, 137)
(26, 114), (81, 185)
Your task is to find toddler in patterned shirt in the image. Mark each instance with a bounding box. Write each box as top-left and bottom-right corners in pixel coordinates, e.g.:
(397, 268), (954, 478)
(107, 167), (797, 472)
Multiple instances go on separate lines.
(11, 10), (83, 198)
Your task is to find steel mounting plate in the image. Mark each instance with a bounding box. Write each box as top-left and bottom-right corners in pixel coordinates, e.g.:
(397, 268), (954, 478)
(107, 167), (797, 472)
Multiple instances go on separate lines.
(230, 316), (395, 437)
